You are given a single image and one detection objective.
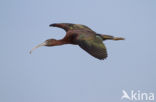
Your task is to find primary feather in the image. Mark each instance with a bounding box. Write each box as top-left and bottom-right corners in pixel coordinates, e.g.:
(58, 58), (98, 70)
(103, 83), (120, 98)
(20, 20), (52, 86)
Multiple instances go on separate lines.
(73, 30), (107, 60)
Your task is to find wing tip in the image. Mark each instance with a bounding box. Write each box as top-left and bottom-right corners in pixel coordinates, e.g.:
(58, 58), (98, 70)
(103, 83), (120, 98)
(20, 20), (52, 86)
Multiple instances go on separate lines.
(98, 56), (107, 60)
(49, 23), (57, 27)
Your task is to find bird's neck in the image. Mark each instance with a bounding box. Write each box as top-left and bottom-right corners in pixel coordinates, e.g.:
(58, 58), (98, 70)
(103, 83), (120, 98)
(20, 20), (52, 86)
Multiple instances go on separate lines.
(53, 39), (68, 46)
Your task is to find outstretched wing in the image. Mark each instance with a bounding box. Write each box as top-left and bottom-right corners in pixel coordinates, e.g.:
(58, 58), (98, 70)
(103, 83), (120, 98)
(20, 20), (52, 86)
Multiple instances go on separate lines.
(75, 32), (107, 60)
(49, 23), (94, 32)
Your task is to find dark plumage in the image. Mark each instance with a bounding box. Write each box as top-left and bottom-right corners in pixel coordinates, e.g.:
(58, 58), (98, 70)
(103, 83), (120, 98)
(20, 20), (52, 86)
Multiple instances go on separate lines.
(30, 23), (124, 60)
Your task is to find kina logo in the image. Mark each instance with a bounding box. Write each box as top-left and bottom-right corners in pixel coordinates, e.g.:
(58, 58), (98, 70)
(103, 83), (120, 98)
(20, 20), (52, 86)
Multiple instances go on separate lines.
(121, 90), (154, 101)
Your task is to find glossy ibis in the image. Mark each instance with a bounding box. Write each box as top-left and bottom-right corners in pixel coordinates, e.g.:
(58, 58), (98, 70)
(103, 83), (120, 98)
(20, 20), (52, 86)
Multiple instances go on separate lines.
(30, 23), (124, 60)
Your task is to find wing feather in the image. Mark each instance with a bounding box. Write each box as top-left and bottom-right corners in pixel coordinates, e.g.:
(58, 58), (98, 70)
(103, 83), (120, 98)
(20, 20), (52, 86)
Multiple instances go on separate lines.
(75, 33), (107, 60)
(49, 23), (94, 32)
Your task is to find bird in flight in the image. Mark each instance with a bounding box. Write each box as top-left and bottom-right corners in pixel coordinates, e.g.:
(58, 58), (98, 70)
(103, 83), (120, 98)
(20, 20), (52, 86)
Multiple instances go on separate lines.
(30, 23), (124, 60)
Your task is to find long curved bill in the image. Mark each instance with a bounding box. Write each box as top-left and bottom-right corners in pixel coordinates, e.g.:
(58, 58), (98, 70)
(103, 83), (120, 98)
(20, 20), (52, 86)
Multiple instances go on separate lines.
(29, 42), (47, 54)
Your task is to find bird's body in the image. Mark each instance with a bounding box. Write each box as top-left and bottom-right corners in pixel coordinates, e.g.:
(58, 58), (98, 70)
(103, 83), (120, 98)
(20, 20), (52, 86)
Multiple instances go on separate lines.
(30, 23), (124, 60)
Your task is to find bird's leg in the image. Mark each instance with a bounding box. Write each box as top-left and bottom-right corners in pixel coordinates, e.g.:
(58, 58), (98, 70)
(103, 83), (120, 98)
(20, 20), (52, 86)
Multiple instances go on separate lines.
(97, 34), (125, 41)
(112, 36), (125, 40)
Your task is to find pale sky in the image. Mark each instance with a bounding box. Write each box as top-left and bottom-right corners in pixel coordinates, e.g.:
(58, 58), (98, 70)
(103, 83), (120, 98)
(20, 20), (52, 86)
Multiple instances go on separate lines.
(0, 0), (156, 102)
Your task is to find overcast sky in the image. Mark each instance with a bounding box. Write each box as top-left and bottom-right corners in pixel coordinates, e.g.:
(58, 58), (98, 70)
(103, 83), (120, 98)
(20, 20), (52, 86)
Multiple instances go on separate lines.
(0, 0), (156, 102)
